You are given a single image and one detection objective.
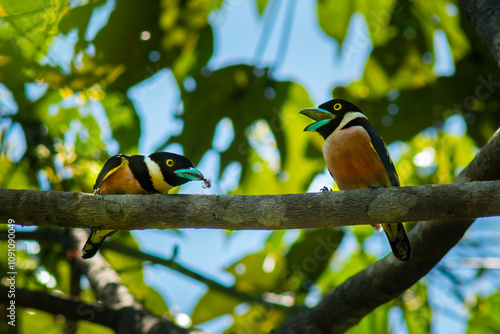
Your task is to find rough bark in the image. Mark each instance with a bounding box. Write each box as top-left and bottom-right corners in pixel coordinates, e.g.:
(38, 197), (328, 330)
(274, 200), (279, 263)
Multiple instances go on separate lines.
(460, 0), (500, 66)
(1, 181), (499, 231)
(273, 128), (500, 333)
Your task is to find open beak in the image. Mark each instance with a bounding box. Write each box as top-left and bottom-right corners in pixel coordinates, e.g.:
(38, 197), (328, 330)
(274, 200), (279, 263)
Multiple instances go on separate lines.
(299, 107), (335, 132)
(299, 107), (335, 121)
(174, 167), (205, 181)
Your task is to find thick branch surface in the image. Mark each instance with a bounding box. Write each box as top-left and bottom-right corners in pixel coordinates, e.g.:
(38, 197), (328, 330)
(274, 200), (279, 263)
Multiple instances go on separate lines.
(1, 181), (500, 230)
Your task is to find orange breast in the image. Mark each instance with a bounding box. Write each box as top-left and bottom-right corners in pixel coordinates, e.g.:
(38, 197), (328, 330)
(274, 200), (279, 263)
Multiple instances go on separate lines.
(99, 166), (149, 194)
(323, 126), (390, 190)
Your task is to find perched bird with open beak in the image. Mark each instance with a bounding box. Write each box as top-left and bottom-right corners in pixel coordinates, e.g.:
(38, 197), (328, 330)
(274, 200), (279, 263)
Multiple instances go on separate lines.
(82, 152), (210, 259)
(300, 99), (411, 262)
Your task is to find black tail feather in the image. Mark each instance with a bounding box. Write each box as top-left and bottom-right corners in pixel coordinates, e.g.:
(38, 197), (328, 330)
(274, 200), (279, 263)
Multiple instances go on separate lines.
(82, 230), (116, 259)
(383, 223), (412, 263)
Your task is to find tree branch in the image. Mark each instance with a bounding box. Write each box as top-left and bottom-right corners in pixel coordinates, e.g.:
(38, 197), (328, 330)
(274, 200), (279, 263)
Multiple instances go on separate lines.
(66, 258), (82, 334)
(103, 242), (302, 312)
(68, 229), (202, 334)
(273, 127), (500, 333)
(0, 285), (119, 329)
(460, 0), (500, 66)
(0, 284), (204, 334)
(1, 181), (499, 231)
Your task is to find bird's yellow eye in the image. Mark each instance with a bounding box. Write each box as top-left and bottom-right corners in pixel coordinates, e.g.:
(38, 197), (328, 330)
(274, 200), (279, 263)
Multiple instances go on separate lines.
(334, 103), (342, 111)
(166, 159), (174, 167)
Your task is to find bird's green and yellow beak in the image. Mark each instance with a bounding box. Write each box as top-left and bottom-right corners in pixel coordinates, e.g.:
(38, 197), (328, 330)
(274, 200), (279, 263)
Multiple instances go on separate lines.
(174, 167), (205, 181)
(299, 107), (335, 132)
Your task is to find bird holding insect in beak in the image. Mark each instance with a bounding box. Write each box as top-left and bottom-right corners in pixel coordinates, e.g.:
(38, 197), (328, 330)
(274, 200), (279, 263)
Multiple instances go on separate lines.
(300, 99), (411, 262)
(82, 152), (211, 259)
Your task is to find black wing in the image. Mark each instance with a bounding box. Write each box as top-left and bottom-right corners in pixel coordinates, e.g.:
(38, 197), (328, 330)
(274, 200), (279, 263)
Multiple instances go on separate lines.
(93, 155), (127, 191)
(356, 119), (400, 187)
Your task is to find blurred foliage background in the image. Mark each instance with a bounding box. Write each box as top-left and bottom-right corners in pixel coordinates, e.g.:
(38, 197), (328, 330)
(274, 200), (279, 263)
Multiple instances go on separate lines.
(1, 0), (500, 333)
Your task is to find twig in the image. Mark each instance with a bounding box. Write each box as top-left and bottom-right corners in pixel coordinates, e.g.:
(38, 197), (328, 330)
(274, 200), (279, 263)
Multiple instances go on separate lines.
(103, 242), (303, 312)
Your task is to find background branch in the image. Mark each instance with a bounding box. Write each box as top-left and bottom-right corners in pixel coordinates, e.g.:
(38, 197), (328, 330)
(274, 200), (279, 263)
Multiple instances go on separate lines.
(460, 0), (500, 65)
(0, 284), (203, 334)
(1, 181), (499, 231)
(0, 230), (300, 312)
(66, 258), (82, 334)
(1, 229), (206, 333)
(0, 285), (119, 328)
(68, 229), (202, 334)
(103, 242), (301, 312)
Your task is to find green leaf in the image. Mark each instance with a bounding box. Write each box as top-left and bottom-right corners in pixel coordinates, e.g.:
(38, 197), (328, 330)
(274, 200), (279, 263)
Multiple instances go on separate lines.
(265, 230), (287, 250)
(226, 248), (286, 295)
(1, 159), (38, 189)
(255, 0), (269, 15)
(316, 249), (377, 294)
(103, 231), (148, 300)
(172, 25), (214, 81)
(224, 303), (285, 334)
(191, 289), (240, 326)
(0, 0), (67, 62)
(279, 229), (343, 296)
(346, 303), (391, 334)
(18, 308), (63, 334)
(411, 1), (469, 61)
(402, 284), (431, 334)
(352, 225), (376, 244)
(467, 291), (500, 334)
(90, 0), (217, 89)
(77, 321), (114, 334)
(238, 83), (325, 195)
(316, 0), (355, 46)
(167, 65), (294, 183)
(317, 0), (397, 46)
(101, 92), (140, 154)
(58, 1), (99, 52)
(142, 286), (169, 318)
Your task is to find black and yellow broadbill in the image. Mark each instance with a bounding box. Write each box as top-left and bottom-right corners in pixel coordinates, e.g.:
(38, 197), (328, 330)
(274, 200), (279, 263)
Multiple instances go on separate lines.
(300, 99), (412, 262)
(82, 152), (210, 259)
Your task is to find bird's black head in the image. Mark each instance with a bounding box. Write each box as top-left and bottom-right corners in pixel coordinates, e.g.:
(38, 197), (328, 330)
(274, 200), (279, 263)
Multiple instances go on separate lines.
(317, 99), (362, 116)
(149, 152), (205, 187)
(299, 99), (364, 139)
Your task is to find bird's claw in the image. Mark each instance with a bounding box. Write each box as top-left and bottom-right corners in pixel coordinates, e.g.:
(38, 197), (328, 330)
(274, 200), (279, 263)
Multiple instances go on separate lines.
(369, 185), (382, 192)
(320, 186), (332, 192)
